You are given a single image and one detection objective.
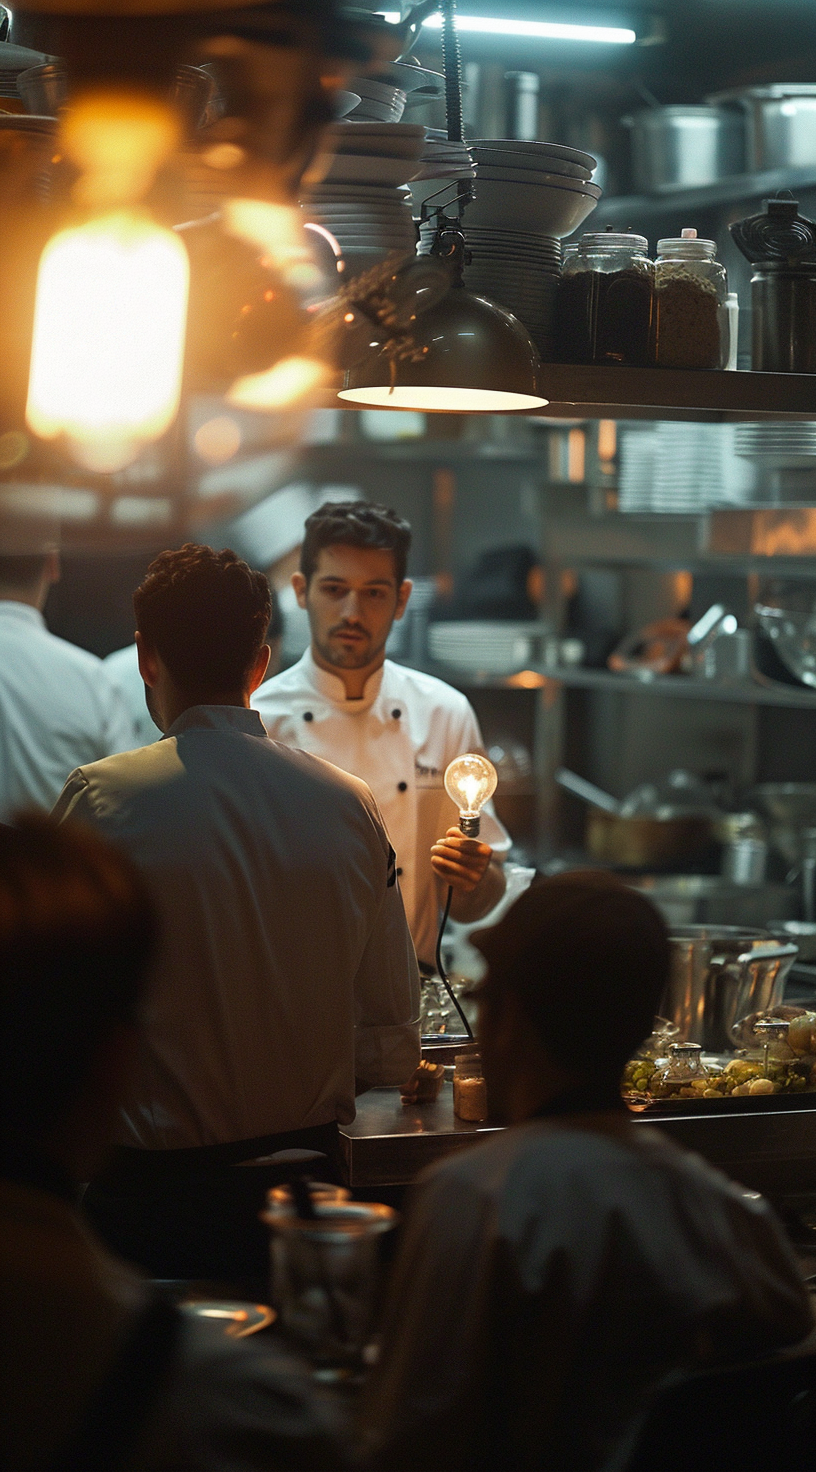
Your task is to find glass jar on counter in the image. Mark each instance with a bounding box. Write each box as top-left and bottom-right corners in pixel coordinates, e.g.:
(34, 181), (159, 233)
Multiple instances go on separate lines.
(654, 229), (728, 369)
(453, 1051), (488, 1121)
(650, 1041), (712, 1099)
(555, 231), (654, 367)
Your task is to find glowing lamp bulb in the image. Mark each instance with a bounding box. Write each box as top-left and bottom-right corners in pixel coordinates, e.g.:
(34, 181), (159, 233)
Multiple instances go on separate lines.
(444, 753), (498, 837)
(26, 211), (189, 473)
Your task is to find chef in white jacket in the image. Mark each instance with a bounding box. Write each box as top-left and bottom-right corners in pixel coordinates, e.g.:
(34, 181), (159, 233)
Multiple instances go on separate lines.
(253, 501), (510, 966)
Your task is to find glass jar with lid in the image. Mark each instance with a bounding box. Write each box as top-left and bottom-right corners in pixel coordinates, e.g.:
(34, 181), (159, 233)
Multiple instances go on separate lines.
(453, 1051), (488, 1121)
(650, 1041), (712, 1099)
(654, 228), (728, 369)
(555, 230), (654, 367)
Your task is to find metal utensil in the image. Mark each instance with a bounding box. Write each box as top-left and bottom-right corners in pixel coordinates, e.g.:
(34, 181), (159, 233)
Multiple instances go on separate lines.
(663, 926), (798, 1051)
(554, 767), (619, 814)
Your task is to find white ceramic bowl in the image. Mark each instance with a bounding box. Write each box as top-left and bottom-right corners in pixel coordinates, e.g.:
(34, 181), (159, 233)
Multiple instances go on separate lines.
(465, 178), (600, 236)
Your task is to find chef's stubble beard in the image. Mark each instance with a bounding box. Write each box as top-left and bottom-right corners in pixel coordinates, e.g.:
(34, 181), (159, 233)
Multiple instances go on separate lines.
(315, 626), (388, 671)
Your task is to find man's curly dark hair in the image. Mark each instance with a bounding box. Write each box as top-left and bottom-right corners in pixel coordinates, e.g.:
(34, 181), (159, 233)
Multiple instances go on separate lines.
(133, 544), (272, 698)
(301, 502), (411, 586)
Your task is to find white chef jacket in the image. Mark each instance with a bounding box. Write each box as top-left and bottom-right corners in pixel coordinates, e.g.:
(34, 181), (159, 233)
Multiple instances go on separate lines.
(0, 601), (135, 822)
(53, 706), (420, 1149)
(253, 652), (511, 965)
(362, 1117), (815, 1472)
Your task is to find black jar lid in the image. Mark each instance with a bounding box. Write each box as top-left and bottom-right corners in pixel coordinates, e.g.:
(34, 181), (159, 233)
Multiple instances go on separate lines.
(730, 195), (816, 265)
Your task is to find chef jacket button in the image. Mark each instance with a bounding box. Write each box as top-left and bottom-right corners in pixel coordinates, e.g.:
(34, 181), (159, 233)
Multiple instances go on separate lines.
(392, 708), (401, 719)
(398, 780), (408, 792)
(303, 711), (314, 722)
(397, 867), (403, 876)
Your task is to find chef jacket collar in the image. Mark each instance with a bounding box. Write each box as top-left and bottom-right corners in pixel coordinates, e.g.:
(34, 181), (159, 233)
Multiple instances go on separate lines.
(0, 600), (45, 628)
(302, 647), (385, 715)
(165, 706), (268, 739)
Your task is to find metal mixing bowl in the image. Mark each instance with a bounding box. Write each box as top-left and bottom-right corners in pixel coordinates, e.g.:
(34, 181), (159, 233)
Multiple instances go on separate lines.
(662, 926), (798, 1052)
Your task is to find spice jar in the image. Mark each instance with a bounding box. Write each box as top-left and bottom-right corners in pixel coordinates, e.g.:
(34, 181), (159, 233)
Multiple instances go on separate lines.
(555, 231), (654, 367)
(453, 1051), (488, 1121)
(654, 229), (728, 369)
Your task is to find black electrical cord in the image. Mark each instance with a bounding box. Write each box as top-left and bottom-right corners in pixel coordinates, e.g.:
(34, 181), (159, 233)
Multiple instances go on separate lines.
(440, 0), (464, 146)
(434, 882), (474, 1039)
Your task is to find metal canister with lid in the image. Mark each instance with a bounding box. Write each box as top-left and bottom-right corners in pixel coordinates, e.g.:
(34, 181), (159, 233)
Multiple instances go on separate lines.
(654, 228), (728, 369)
(555, 230), (654, 367)
(729, 196), (816, 372)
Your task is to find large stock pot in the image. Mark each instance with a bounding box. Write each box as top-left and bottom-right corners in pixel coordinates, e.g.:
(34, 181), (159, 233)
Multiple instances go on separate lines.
(662, 927), (798, 1052)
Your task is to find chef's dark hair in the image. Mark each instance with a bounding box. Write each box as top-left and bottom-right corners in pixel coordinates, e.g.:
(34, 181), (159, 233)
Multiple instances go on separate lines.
(134, 543), (272, 697)
(301, 501), (411, 586)
(474, 872), (670, 1086)
(0, 815), (157, 1147)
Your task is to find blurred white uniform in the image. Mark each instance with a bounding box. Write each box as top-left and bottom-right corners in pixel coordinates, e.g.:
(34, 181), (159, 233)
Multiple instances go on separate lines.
(0, 601), (135, 821)
(104, 643), (162, 748)
(254, 652), (510, 965)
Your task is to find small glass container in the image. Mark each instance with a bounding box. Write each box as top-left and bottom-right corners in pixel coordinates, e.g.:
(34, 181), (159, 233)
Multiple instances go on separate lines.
(651, 1041), (711, 1099)
(654, 229), (728, 369)
(556, 231), (654, 367)
(453, 1051), (488, 1121)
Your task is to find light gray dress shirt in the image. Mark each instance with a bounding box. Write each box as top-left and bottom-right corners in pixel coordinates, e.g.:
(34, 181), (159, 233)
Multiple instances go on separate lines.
(361, 1116), (814, 1472)
(53, 706), (420, 1149)
(0, 601), (135, 822)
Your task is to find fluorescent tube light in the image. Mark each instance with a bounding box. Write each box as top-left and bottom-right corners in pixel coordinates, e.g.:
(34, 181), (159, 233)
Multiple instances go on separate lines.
(381, 12), (636, 44)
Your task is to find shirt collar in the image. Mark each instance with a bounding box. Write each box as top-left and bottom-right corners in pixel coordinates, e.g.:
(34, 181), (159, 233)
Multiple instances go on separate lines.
(165, 706), (268, 739)
(302, 648), (386, 715)
(0, 600), (45, 629)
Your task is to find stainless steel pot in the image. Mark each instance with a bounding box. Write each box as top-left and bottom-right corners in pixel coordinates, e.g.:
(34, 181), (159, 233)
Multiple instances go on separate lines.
(709, 85), (816, 171)
(662, 927), (798, 1052)
(623, 106), (744, 192)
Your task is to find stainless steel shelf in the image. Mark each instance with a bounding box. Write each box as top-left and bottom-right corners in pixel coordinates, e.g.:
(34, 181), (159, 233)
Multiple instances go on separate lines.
(427, 661), (816, 709)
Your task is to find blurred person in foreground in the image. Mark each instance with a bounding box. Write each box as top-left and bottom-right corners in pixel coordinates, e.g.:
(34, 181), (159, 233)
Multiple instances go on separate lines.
(359, 872), (815, 1472)
(53, 544), (419, 1281)
(0, 816), (342, 1472)
(253, 501), (510, 969)
(0, 547), (135, 820)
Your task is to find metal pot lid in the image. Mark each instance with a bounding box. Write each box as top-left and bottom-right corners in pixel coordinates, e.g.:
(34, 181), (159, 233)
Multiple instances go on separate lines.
(729, 196), (816, 265)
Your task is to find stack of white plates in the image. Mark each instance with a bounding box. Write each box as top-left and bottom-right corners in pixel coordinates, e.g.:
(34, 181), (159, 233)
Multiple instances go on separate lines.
(303, 122), (425, 275)
(734, 423), (816, 469)
(0, 42), (51, 99)
(428, 621), (549, 676)
(303, 122), (427, 277)
(346, 75), (407, 123)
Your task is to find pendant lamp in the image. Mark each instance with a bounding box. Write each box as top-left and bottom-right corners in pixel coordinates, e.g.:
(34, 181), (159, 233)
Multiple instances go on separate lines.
(337, 0), (547, 413)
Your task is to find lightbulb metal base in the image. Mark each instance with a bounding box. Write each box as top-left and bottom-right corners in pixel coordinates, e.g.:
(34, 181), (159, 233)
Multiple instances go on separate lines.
(458, 814), (481, 838)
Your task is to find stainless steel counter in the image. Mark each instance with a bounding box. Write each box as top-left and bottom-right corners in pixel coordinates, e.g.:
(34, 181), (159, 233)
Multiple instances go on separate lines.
(340, 1083), (816, 1196)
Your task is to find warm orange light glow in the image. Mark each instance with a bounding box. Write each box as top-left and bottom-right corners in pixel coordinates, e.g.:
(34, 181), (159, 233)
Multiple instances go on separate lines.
(194, 415), (243, 464)
(63, 91), (180, 210)
(506, 669), (547, 689)
(26, 211), (189, 473)
(226, 355), (330, 411)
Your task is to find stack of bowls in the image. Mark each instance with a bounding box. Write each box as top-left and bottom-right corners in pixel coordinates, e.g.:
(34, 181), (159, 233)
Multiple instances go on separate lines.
(408, 128), (475, 214)
(346, 75), (407, 123)
(302, 121), (426, 278)
(0, 42), (51, 105)
(418, 139), (600, 359)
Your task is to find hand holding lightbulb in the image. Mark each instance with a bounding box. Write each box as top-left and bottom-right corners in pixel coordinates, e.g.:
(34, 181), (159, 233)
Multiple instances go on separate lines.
(430, 754), (499, 894)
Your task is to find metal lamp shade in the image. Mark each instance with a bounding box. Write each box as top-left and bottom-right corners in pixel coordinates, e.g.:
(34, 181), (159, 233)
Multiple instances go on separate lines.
(339, 286), (548, 412)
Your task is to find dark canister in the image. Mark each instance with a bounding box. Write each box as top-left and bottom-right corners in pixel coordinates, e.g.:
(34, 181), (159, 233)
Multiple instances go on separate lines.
(729, 196), (816, 371)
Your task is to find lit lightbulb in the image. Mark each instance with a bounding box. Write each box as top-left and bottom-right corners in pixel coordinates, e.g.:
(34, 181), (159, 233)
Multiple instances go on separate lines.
(25, 91), (189, 473)
(444, 753), (498, 837)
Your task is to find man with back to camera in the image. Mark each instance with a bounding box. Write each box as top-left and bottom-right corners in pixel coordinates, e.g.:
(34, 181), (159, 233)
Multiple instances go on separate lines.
(252, 501), (511, 968)
(0, 816), (344, 1472)
(359, 871), (815, 1472)
(53, 543), (420, 1280)
(0, 541), (135, 820)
